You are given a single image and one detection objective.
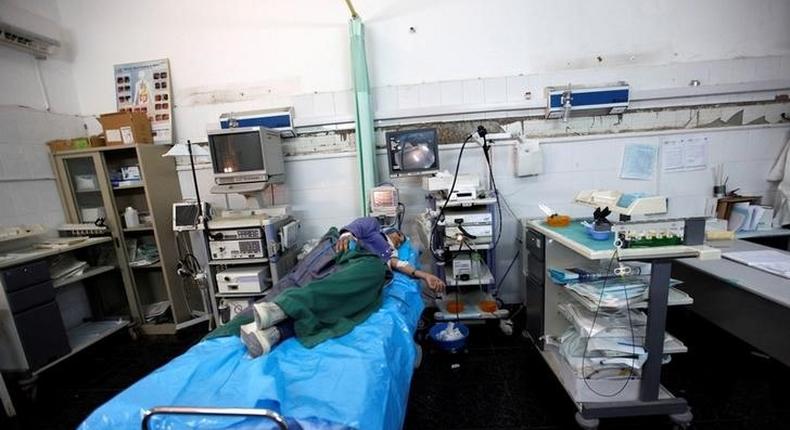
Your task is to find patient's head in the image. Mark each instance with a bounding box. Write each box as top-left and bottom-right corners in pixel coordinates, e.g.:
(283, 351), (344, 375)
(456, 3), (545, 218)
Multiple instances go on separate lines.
(382, 226), (405, 249)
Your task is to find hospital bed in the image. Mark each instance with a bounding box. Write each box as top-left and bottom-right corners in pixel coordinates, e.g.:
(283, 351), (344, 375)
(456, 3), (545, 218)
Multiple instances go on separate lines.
(79, 240), (425, 430)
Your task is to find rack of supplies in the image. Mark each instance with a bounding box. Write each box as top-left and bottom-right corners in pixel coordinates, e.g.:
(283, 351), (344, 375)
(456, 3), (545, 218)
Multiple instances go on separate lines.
(520, 218), (721, 430)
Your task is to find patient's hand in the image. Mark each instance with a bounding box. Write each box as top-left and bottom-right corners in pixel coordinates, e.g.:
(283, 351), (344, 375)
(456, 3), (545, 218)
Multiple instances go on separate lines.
(335, 234), (354, 253)
(423, 273), (445, 293)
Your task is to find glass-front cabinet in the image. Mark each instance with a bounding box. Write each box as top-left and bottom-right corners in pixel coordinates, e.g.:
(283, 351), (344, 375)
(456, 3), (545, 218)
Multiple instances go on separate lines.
(52, 152), (142, 324)
(51, 145), (199, 335)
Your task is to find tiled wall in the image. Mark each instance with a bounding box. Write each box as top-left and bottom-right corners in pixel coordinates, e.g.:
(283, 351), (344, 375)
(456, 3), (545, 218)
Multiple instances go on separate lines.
(0, 106), (85, 227)
(177, 124), (790, 303)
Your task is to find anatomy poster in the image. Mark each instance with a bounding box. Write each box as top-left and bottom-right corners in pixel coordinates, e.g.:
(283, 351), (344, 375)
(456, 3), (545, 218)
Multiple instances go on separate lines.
(114, 58), (173, 143)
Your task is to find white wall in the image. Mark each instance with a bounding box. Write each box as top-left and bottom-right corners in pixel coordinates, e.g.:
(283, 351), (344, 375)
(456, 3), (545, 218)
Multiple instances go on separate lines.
(389, 125), (790, 302)
(56, 0), (790, 139)
(9, 0), (788, 303)
(0, 0), (84, 228)
(175, 124), (790, 303)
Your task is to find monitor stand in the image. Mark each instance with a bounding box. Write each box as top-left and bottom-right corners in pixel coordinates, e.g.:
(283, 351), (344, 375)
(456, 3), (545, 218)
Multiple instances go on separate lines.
(210, 182), (289, 218)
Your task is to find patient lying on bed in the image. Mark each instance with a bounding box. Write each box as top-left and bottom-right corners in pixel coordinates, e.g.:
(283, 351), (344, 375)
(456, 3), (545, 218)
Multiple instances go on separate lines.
(229, 217), (444, 358)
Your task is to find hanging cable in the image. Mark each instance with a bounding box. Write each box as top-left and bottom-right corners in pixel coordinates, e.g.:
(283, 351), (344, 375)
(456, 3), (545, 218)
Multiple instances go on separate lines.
(580, 249), (638, 397)
(430, 132), (474, 261)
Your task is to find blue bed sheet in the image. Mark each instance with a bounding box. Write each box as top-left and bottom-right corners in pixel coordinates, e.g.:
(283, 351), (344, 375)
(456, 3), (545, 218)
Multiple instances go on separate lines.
(79, 240), (425, 430)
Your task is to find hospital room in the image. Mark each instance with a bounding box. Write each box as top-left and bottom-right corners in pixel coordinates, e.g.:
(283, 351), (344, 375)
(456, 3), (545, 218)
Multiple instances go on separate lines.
(2, 0), (790, 429)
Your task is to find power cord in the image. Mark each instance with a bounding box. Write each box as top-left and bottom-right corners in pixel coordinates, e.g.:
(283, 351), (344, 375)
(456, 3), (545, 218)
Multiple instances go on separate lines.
(429, 132), (475, 261)
(580, 249), (638, 397)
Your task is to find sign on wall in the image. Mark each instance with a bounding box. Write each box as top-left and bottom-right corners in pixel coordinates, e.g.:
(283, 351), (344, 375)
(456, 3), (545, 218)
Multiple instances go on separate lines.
(114, 58), (173, 144)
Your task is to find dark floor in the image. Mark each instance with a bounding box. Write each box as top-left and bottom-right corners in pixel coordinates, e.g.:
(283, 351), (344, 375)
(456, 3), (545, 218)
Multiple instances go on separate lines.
(1, 308), (789, 430)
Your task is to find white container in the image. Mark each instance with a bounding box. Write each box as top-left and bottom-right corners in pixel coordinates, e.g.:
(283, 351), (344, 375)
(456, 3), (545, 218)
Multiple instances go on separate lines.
(75, 175), (99, 191)
(124, 207), (140, 228)
(80, 207), (106, 223)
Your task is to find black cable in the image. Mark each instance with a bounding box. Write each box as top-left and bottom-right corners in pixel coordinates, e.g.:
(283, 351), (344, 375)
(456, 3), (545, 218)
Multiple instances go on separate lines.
(580, 249), (637, 397)
(480, 134), (503, 249)
(429, 133), (474, 261)
(493, 248), (520, 298)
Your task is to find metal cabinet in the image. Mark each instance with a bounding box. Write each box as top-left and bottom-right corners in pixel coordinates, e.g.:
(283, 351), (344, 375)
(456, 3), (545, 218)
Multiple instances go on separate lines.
(50, 144), (204, 334)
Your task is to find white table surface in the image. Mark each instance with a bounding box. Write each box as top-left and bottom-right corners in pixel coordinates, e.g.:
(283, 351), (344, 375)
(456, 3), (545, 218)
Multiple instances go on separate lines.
(676, 239), (790, 309)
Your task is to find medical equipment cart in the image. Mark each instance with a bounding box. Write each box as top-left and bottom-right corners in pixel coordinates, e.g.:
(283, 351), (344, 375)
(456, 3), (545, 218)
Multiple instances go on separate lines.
(50, 144), (204, 334)
(521, 219), (720, 430)
(201, 214), (300, 326)
(426, 192), (509, 322)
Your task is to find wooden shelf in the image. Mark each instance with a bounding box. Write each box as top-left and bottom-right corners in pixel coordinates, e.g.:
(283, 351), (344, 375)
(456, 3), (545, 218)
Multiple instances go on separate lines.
(53, 265), (116, 289)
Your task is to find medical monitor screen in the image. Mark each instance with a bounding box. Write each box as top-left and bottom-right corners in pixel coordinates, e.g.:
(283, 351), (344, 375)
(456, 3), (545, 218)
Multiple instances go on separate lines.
(209, 131), (264, 174)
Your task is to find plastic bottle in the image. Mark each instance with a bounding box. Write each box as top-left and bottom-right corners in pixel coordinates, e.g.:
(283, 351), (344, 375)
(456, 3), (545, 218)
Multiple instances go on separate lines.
(124, 206), (140, 228)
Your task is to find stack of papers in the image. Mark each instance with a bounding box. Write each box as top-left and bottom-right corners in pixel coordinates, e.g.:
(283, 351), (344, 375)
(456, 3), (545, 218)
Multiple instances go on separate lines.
(723, 250), (790, 279)
(727, 203), (767, 232)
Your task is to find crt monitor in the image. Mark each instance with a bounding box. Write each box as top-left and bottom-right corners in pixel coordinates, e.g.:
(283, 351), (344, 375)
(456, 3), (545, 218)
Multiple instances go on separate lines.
(207, 126), (285, 186)
(386, 128), (439, 177)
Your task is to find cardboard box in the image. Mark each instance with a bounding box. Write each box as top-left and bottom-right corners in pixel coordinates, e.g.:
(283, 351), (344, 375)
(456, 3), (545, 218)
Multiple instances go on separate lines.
(89, 134), (106, 147)
(98, 112), (153, 145)
(46, 139), (73, 152)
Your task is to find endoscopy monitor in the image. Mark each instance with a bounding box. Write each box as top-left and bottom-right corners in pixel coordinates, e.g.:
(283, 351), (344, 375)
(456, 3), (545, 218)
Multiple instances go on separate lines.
(386, 128), (439, 178)
(207, 126), (285, 186)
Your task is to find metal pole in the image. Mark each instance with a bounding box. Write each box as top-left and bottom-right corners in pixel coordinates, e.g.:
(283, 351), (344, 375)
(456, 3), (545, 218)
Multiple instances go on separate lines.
(343, 0), (359, 18)
(640, 259), (671, 401)
(141, 406), (288, 430)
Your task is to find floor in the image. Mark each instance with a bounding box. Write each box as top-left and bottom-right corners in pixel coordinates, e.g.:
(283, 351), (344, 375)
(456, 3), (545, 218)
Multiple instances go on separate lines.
(1, 309), (789, 430)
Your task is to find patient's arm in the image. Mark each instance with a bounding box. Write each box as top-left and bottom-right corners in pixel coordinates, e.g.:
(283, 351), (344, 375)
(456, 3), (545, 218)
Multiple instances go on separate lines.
(336, 217), (391, 259)
(392, 259), (445, 293)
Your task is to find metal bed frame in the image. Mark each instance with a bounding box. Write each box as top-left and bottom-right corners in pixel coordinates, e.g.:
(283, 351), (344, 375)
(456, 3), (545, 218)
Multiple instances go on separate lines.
(142, 406), (288, 430)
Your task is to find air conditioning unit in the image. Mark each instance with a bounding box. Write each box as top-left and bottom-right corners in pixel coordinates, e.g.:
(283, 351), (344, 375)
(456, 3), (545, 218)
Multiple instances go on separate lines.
(0, 3), (61, 59)
(220, 107), (296, 138)
(545, 84), (629, 120)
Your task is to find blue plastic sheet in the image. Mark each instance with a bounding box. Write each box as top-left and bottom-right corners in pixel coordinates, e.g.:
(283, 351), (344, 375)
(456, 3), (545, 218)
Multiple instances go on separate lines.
(79, 240), (425, 430)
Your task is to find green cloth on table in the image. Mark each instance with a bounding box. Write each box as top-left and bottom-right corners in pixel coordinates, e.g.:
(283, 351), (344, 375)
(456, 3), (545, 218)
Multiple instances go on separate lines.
(275, 248), (387, 347)
(205, 247), (388, 348)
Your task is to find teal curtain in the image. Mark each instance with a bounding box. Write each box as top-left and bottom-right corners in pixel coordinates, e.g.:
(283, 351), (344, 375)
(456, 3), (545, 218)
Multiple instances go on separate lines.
(349, 17), (377, 215)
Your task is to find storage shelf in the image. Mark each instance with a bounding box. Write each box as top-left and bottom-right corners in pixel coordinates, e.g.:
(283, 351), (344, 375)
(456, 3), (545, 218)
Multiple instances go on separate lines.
(113, 183), (144, 190)
(34, 320), (130, 375)
(75, 189), (101, 193)
(216, 291), (270, 298)
(556, 305), (688, 355)
(445, 263), (495, 287)
(564, 285), (693, 312)
(0, 237), (112, 270)
(209, 257), (269, 266)
(446, 242), (494, 251)
(539, 344), (678, 404)
(130, 261), (161, 269)
(123, 225), (154, 232)
(432, 193), (497, 208)
(434, 290), (509, 321)
(53, 265), (116, 289)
